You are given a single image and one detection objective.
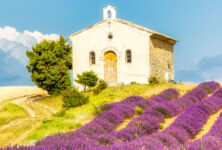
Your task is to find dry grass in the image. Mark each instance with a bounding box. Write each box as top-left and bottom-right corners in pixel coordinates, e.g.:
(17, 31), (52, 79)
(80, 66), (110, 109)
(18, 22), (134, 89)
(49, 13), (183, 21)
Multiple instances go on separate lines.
(159, 115), (178, 131)
(192, 108), (222, 140)
(143, 82), (196, 98)
(0, 86), (48, 103)
(115, 115), (138, 131)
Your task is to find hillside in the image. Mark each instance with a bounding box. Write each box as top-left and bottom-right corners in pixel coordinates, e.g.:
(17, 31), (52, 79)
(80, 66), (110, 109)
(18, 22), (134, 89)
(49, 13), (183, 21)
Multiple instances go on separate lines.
(0, 83), (196, 147)
(5, 81), (220, 149)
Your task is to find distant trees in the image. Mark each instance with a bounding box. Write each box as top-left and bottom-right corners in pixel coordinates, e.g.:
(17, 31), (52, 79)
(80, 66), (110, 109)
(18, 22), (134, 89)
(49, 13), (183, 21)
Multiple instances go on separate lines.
(26, 35), (72, 95)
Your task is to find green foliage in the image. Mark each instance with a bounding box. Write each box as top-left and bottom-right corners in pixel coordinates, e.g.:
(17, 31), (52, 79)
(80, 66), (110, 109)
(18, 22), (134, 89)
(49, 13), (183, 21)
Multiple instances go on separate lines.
(130, 81), (137, 85)
(62, 87), (89, 109)
(75, 71), (99, 91)
(97, 80), (108, 90)
(92, 102), (111, 116)
(93, 80), (108, 95)
(92, 104), (103, 116)
(135, 106), (145, 115)
(148, 76), (159, 85)
(159, 124), (164, 130)
(53, 110), (66, 117)
(26, 35), (72, 95)
(93, 88), (101, 95)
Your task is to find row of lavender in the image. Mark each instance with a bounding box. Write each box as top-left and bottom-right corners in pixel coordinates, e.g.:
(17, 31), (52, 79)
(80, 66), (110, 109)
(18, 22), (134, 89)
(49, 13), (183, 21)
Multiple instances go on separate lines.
(98, 81), (219, 145)
(3, 81), (220, 150)
(178, 112), (222, 149)
(95, 84), (222, 149)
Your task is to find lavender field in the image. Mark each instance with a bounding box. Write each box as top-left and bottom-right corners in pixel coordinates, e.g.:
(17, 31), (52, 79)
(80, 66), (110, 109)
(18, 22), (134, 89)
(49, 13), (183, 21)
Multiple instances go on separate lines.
(2, 81), (222, 150)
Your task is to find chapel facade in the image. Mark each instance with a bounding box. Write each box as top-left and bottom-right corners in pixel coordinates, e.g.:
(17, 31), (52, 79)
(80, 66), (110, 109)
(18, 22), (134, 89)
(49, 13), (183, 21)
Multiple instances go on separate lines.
(68, 5), (177, 86)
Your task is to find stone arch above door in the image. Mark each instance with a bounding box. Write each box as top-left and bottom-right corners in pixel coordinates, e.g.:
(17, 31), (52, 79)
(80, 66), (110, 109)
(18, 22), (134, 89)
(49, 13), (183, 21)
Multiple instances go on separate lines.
(99, 47), (121, 61)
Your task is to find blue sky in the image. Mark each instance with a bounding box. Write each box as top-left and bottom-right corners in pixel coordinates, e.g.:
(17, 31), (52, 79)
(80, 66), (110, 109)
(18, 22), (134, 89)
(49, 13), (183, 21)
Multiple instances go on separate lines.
(0, 0), (222, 85)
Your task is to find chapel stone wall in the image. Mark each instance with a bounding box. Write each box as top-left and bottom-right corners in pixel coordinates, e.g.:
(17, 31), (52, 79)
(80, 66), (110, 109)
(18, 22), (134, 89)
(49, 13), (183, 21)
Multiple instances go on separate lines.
(149, 36), (175, 82)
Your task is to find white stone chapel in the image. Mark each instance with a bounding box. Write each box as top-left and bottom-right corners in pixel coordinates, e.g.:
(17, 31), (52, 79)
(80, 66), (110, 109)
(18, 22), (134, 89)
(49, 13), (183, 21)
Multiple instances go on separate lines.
(68, 5), (177, 86)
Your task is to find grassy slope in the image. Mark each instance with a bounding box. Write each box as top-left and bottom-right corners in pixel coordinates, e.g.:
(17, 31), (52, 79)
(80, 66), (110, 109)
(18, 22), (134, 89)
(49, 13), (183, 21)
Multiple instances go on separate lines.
(20, 83), (196, 145)
(0, 102), (29, 126)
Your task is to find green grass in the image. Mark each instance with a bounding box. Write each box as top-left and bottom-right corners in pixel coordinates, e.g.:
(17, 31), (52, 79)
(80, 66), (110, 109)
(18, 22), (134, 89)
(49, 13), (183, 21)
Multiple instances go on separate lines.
(0, 102), (29, 126)
(20, 83), (196, 145)
(135, 106), (145, 115)
(22, 117), (82, 145)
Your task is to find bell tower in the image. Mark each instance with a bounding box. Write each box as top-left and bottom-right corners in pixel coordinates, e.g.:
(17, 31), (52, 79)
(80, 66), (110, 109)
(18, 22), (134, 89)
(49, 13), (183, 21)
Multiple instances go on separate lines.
(103, 5), (117, 20)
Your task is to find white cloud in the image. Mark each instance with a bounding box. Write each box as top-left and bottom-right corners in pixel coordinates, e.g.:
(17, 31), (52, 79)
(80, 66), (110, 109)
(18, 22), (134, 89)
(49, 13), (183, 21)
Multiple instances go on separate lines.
(0, 26), (59, 65)
(24, 30), (59, 44)
(175, 53), (222, 83)
(0, 39), (28, 65)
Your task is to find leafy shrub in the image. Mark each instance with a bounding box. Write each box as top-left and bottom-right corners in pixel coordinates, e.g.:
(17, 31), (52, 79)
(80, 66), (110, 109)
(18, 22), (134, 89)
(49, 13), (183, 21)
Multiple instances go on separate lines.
(62, 87), (89, 109)
(130, 81), (137, 84)
(93, 88), (101, 95)
(75, 71), (98, 91)
(97, 80), (108, 90)
(148, 76), (159, 84)
(93, 80), (108, 95)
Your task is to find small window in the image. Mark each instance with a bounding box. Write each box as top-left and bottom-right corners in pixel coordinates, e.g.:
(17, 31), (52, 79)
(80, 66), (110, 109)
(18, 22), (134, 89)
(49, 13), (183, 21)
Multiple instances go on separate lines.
(89, 51), (96, 65)
(126, 50), (132, 63)
(108, 33), (113, 39)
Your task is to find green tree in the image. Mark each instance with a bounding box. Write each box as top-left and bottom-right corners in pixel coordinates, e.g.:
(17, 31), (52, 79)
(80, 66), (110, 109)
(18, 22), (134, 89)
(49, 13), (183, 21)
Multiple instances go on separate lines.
(75, 71), (98, 91)
(26, 35), (72, 95)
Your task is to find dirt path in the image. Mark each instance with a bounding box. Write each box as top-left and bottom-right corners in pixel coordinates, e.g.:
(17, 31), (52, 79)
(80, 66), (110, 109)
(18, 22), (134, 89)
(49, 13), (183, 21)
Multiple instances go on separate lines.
(12, 96), (36, 117)
(35, 102), (57, 114)
(0, 95), (55, 147)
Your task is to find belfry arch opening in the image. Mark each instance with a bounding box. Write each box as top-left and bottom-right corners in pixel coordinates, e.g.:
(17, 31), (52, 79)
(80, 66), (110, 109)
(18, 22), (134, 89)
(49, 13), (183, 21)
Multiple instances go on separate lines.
(107, 10), (112, 19)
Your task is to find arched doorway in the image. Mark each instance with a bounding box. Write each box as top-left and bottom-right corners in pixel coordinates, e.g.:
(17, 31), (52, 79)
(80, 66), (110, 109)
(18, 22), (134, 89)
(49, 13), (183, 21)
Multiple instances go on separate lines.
(104, 51), (117, 83)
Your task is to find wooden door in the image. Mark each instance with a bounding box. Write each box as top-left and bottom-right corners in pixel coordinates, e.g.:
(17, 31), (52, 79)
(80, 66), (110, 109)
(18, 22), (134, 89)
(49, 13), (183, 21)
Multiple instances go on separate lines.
(104, 51), (117, 82)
